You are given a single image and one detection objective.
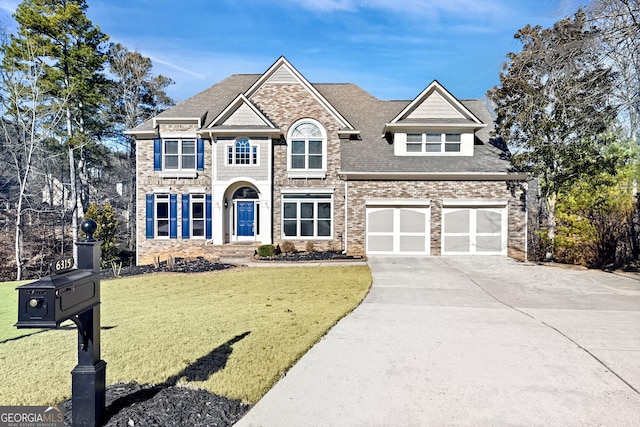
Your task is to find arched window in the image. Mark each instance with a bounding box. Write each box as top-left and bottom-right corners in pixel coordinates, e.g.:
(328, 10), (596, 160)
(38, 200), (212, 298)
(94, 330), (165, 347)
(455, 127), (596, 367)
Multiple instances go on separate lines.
(287, 119), (327, 178)
(227, 137), (258, 165)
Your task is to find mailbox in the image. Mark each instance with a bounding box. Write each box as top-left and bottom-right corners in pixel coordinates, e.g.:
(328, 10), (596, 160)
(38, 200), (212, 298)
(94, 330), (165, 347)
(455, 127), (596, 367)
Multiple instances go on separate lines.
(16, 269), (100, 329)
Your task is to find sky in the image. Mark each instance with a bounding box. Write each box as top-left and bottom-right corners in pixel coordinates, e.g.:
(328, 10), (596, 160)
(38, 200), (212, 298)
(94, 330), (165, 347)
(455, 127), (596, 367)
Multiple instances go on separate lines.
(0, 0), (588, 103)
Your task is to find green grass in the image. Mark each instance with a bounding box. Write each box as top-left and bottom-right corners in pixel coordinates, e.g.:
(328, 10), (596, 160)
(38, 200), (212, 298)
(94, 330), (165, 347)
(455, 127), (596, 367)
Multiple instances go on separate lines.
(0, 266), (371, 406)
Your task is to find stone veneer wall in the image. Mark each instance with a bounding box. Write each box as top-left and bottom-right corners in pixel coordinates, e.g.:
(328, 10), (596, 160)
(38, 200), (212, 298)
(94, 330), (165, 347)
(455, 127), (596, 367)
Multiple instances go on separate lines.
(250, 83), (346, 252)
(136, 124), (214, 265)
(346, 180), (527, 260)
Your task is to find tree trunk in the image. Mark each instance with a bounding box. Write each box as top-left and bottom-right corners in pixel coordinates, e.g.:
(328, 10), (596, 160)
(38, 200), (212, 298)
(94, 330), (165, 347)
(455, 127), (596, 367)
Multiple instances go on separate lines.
(68, 145), (79, 263)
(545, 192), (558, 261)
(14, 191), (23, 281)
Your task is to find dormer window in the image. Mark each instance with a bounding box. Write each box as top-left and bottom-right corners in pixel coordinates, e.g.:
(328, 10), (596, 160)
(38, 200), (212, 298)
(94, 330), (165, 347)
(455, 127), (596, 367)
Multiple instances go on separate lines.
(394, 131), (470, 156)
(406, 132), (461, 153)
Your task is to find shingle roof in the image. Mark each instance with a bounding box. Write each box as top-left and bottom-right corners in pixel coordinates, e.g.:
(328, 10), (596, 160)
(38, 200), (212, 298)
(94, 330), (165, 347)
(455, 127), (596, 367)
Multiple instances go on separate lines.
(131, 74), (261, 133)
(131, 74), (512, 174)
(315, 84), (512, 174)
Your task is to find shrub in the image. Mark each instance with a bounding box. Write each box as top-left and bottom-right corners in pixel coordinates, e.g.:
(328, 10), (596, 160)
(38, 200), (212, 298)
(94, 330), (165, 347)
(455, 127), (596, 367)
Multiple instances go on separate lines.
(257, 244), (275, 257)
(280, 241), (296, 253)
(305, 241), (315, 252)
(83, 203), (119, 267)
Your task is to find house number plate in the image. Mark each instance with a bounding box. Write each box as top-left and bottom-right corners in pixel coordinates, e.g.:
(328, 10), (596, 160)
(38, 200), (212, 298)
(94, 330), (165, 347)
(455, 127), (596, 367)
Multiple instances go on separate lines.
(52, 256), (74, 274)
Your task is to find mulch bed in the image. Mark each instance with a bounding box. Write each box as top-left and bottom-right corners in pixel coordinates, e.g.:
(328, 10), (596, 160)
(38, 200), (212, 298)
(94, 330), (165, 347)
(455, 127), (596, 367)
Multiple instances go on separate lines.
(60, 382), (250, 426)
(256, 250), (362, 262)
(100, 257), (234, 279)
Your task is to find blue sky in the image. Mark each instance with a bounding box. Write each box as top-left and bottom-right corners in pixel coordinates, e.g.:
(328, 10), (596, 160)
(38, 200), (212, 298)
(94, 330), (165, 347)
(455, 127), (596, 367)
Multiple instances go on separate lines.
(0, 0), (587, 103)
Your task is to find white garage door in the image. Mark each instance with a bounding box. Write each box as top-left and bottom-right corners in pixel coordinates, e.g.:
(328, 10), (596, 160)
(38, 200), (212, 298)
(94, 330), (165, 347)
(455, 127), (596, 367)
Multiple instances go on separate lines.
(442, 206), (507, 255)
(366, 206), (430, 255)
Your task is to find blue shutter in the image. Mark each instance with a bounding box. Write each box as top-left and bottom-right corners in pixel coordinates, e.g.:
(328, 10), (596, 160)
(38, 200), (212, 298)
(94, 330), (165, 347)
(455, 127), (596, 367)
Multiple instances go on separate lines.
(145, 194), (154, 238)
(205, 194), (212, 239)
(153, 138), (162, 171)
(197, 138), (205, 171)
(182, 194), (190, 239)
(170, 194), (178, 239)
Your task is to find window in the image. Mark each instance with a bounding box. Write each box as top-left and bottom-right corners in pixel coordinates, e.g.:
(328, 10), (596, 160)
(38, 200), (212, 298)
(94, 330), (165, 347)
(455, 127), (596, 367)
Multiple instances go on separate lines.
(191, 194), (205, 237)
(287, 120), (327, 177)
(153, 138), (204, 172)
(227, 138), (259, 166)
(181, 193), (212, 239)
(155, 194), (170, 237)
(165, 139), (196, 169)
(405, 132), (461, 153)
(282, 194), (332, 239)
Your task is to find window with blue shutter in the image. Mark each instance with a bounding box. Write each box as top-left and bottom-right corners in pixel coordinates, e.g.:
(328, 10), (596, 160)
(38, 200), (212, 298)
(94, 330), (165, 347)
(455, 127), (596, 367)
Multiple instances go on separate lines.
(153, 138), (162, 171)
(145, 194), (154, 238)
(197, 138), (205, 171)
(206, 194), (212, 239)
(170, 194), (178, 239)
(182, 194), (190, 239)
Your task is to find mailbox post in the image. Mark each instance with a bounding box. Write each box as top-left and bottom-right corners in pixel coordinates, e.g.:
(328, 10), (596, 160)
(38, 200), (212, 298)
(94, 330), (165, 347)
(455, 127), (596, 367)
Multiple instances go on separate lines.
(16, 220), (106, 426)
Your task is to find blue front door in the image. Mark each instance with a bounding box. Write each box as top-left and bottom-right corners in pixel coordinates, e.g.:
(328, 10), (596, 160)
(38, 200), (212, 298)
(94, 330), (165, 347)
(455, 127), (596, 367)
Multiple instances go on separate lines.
(237, 201), (254, 236)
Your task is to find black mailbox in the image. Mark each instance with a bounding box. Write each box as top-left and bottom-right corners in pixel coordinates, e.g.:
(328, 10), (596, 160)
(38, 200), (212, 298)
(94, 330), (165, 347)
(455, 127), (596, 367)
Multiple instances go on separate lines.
(16, 269), (100, 329)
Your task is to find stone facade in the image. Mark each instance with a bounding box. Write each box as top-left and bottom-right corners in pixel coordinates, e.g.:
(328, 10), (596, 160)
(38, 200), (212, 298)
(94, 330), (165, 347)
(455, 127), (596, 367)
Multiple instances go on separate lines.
(251, 83), (346, 252)
(130, 57), (528, 265)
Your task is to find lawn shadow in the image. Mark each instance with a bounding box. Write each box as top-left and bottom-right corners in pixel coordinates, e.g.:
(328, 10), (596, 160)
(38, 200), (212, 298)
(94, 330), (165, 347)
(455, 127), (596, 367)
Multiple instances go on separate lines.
(102, 331), (251, 423)
(0, 325), (116, 345)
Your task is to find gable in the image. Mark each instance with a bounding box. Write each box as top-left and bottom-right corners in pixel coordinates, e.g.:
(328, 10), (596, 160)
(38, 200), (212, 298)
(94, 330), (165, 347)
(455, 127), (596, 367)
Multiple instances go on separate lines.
(223, 103), (268, 126)
(407, 91), (465, 120)
(389, 80), (483, 125)
(245, 56), (355, 131)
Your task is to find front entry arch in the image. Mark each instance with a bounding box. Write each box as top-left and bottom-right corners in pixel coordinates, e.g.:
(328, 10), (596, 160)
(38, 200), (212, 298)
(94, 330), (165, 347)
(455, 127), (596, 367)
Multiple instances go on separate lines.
(229, 186), (259, 241)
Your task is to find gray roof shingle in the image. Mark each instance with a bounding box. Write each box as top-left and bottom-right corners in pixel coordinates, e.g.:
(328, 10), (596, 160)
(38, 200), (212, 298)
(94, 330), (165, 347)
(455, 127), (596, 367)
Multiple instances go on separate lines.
(131, 74), (512, 174)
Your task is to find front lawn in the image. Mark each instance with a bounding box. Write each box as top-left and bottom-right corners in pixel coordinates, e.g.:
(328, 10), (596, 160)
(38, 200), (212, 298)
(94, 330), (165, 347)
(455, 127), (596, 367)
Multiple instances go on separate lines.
(0, 265), (371, 405)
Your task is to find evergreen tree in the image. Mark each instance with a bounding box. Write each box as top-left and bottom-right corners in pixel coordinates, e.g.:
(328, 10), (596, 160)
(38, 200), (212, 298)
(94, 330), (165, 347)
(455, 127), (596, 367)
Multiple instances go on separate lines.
(6, 0), (110, 260)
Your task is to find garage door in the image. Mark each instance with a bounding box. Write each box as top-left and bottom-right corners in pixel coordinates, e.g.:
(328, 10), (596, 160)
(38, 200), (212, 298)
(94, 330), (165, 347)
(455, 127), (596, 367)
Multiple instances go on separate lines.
(442, 206), (507, 255)
(366, 206), (430, 255)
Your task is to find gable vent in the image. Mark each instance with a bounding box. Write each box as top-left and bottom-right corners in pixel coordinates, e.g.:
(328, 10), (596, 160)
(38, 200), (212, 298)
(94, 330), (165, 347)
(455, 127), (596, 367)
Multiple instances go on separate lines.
(267, 65), (299, 84)
(408, 92), (464, 119)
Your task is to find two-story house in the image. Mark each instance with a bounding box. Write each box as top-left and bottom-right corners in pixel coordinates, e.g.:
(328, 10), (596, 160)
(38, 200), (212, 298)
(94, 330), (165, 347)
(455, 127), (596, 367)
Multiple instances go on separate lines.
(127, 57), (528, 265)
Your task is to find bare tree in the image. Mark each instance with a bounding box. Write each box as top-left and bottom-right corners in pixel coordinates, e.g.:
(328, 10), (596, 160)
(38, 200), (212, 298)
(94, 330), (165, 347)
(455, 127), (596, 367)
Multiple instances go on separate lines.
(0, 35), (66, 280)
(107, 43), (173, 250)
(587, 0), (640, 141)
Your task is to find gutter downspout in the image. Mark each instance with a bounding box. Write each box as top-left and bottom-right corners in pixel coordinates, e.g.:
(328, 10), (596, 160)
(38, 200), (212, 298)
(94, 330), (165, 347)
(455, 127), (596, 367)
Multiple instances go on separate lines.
(343, 180), (348, 254)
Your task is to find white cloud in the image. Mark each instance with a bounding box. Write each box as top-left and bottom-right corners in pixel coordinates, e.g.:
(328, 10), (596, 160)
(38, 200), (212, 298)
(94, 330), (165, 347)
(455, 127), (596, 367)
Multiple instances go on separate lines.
(286, 0), (509, 16)
(0, 0), (18, 14)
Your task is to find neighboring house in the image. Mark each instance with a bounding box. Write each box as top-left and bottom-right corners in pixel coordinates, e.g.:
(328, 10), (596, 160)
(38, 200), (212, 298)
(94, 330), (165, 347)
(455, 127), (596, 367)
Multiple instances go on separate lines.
(127, 57), (528, 265)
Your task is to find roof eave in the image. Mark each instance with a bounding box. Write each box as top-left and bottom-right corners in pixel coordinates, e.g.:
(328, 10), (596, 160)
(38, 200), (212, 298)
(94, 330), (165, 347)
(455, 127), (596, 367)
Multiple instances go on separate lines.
(383, 122), (487, 134)
(338, 171), (527, 180)
(199, 128), (282, 138)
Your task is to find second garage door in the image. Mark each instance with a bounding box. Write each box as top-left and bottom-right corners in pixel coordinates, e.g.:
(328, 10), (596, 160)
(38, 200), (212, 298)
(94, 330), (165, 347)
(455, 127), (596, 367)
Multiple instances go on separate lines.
(366, 203), (430, 255)
(441, 203), (507, 255)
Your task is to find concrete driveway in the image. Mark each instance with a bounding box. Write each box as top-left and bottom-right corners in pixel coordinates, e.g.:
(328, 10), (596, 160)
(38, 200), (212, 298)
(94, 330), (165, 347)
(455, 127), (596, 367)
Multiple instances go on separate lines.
(235, 256), (640, 426)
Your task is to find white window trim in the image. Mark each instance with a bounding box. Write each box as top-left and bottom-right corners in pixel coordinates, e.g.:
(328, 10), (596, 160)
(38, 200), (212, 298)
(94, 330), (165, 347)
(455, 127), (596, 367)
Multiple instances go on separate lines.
(394, 131), (474, 156)
(154, 193), (171, 240)
(190, 193), (206, 239)
(226, 137), (260, 166)
(287, 118), (328, 179)
(281, 193), (333, 240)
(163, 138), (197, 171)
